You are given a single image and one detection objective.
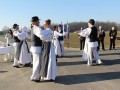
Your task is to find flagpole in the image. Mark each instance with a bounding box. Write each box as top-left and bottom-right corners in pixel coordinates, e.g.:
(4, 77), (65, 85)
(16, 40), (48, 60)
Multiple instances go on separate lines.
(67, 22), (70, 48)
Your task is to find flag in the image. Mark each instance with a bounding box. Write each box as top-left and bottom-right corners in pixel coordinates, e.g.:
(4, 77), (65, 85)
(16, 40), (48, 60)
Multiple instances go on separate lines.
(66, 22), (70, 39)
(61, 22), (64, 32)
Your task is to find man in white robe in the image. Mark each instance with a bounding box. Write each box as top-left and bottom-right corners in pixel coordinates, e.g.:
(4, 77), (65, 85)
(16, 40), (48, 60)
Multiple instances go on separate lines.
(78, 19), (102, 66)
(13, 24), (21, 68)
(58, 25), (65, 57)
(32, 19), (58, 81)
(30, 16), (43, 82)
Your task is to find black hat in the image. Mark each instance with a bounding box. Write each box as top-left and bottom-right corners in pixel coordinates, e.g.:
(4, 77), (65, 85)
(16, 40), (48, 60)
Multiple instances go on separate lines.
(13, 24), (19, 29)
(58, 24), (62, 27)
(31, 16), (40, 22)
(88, 19), (95, 25)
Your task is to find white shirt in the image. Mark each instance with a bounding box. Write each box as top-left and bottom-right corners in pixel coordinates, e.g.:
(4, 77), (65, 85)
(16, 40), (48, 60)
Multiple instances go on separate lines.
(30, 26), (53, 54)
(16, 32), (30, 41)
(58, 29), (66, 36)
(53, 31), (64, 39)
(78, 28), (98, 47)
(30, 25), (42, 54)
(13, 30), (20, 47)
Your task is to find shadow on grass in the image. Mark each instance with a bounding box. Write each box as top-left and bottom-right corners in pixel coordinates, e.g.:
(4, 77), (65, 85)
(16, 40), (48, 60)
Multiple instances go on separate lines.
(55, 72), (120, 85)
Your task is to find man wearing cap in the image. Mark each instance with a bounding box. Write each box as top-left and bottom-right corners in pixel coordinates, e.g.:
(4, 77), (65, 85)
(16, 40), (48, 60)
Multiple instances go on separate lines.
(30, 16), (42, 82)
(77, 19), (102, 66)
(13, 24), (21, 68)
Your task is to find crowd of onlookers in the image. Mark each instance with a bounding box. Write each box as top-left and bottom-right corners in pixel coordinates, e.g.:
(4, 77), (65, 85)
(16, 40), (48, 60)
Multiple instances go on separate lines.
(79, 26), (118, 51)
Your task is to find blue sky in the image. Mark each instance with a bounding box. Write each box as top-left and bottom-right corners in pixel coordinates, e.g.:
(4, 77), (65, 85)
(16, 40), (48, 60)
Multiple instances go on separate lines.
(0, 0), (120, 29)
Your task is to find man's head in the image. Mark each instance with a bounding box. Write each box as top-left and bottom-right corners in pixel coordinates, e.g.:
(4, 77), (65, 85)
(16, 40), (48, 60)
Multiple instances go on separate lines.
(58, 24), (62, 30)
(53, 26), (57, 31)
(99, 26), (102, 30)
(88, 19), (95, 27)
(13, 24), (19, 30)
(112, 26), (115, 31)
(81, 27), (83, 30)
(44, 19), (51, 29)
(31, 16), (40, 26)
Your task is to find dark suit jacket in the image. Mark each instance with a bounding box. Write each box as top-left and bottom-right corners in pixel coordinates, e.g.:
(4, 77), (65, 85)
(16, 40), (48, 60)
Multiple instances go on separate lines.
(109, 30), (117, 40)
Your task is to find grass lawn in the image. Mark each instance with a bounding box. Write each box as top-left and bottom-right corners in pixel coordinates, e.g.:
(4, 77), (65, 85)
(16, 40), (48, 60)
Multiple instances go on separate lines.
(64, 31), (120, 48)
(0, 35), (5, 37)
(1, 31), (120, 48)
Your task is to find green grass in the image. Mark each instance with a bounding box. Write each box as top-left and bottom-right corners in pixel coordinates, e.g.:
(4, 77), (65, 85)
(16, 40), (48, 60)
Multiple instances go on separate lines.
(0, 35), (5, 37)
(64, 31), (120, 48)
(1, 32), (120, 48)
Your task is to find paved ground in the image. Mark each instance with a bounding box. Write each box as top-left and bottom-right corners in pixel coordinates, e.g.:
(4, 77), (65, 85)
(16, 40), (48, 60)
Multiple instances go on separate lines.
(0, 37), (120, 90)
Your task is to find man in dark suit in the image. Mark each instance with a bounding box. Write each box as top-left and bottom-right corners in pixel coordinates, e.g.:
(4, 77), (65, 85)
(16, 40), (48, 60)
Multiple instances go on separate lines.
(109, 26), (117, 50)
(79, 27), (85, 50)
(79, 36), (85, 50)
(98, 26), (105, 51)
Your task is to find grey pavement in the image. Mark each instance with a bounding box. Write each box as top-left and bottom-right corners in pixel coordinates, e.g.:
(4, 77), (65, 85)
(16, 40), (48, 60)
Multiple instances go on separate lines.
(0, 37), (120, 90)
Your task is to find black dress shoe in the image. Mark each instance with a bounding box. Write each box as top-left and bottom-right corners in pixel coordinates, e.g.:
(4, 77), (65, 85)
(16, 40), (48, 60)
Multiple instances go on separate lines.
(45, 79), (55, 82)
(13, 65), (20, 68)
(24, 63), (30, 67)
(50, 79), (55, 82)
(31, 79), (40, 82)
(102, 49), (106, 51)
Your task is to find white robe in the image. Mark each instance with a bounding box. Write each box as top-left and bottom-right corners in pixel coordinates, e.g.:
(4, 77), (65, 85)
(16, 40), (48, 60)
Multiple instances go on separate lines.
(52, 31), (63, 56)
(13, 30), (20, 66)
(78, 28), (91, 60)
(34, 28), (58, 80)
(16, 32), (32, 64)
(82, 36), (89, 60)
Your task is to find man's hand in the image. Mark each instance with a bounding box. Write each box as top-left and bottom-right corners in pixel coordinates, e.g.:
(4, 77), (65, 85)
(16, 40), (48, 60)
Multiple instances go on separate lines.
(74, 30), (80, 34)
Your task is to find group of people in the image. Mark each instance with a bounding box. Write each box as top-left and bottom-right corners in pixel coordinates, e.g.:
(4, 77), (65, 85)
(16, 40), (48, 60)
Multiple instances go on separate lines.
(4, 17), (117, 82)
(79, 25), (117, 51)
(5, 16), (67, 82)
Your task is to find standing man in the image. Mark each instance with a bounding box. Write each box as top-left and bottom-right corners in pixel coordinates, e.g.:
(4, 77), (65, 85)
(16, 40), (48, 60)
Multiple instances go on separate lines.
(77, 19), (102, 66)
(58, 25), (65, 57)
(30, 16), (42, 82)
(98, 26), (105, 51)
(79, 27), (85, 50)
(109, 26), (117, 50)
(13, 24), (21, 68)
